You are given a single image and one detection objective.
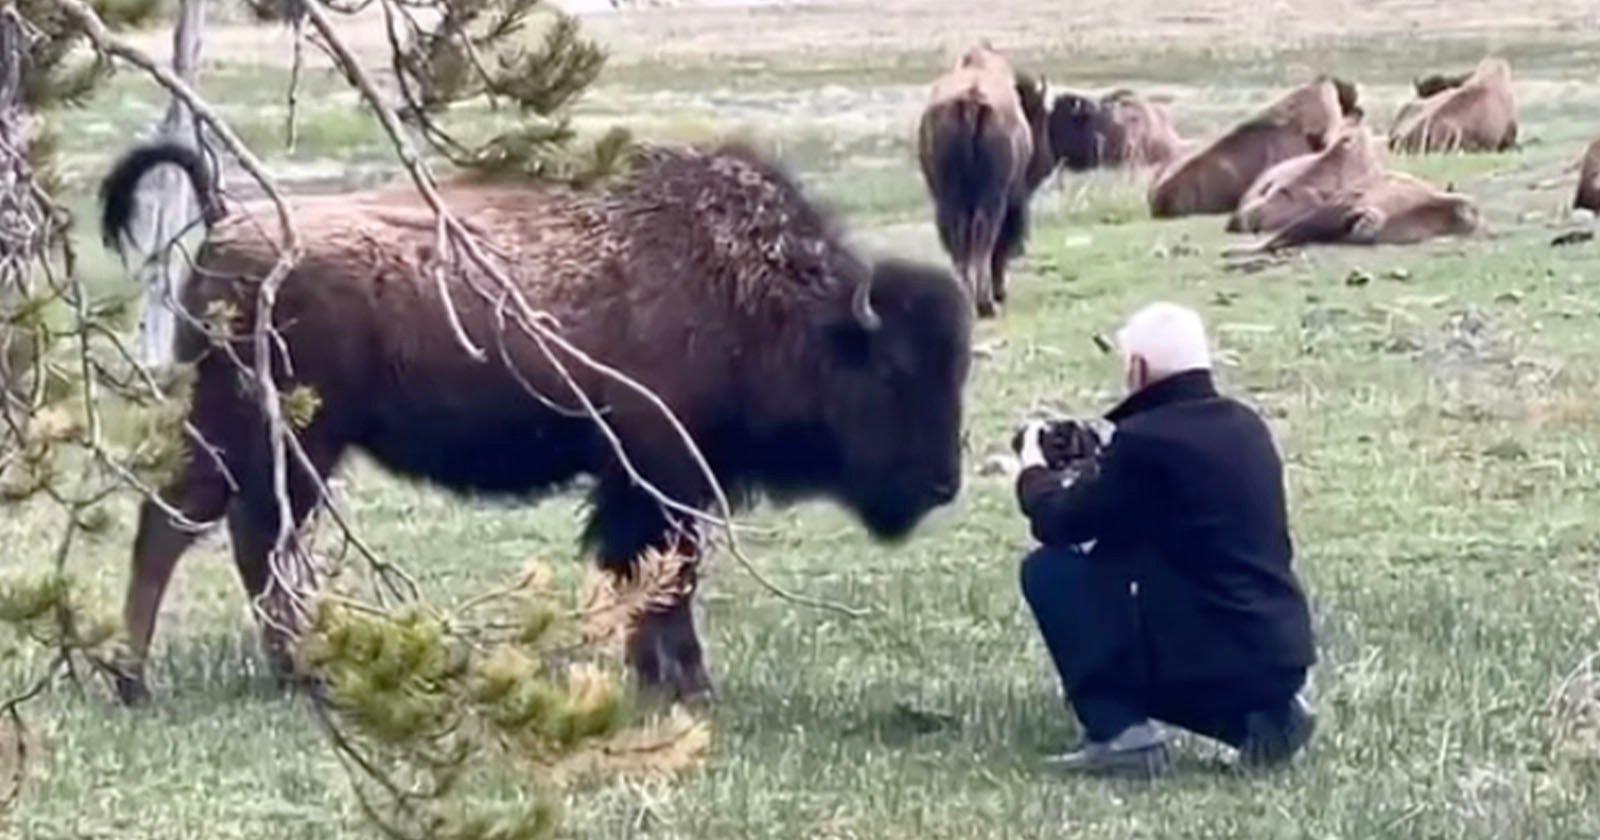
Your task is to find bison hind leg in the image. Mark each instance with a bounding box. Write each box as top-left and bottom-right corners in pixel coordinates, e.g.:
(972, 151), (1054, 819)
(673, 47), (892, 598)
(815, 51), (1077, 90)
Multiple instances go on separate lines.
(992, 196), (1033, 304)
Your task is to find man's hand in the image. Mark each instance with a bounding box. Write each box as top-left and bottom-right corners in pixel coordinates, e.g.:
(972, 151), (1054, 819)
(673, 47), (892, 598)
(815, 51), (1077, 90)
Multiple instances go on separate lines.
(1017, 420), (1050, 469)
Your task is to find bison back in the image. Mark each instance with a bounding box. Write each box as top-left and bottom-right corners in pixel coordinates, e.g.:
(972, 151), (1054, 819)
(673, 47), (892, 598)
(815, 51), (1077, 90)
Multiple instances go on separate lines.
(1151, 124), (1313, 218)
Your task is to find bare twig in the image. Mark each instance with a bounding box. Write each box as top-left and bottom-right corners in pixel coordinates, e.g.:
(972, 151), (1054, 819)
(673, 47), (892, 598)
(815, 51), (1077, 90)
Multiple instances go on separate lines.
(300, 0), (864, 616)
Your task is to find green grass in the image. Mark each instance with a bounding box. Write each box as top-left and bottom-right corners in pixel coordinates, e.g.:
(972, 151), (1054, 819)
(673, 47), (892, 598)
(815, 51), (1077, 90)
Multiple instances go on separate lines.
(8, 9), (1600, 840)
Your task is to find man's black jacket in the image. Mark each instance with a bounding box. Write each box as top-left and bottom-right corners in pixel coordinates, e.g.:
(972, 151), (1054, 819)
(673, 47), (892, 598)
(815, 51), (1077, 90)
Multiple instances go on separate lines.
(1016, 369), (1315, 686)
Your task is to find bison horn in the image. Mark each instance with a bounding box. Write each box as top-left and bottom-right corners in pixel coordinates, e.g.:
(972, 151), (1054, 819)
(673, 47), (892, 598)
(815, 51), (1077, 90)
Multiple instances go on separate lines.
(852, 279), (881, 331)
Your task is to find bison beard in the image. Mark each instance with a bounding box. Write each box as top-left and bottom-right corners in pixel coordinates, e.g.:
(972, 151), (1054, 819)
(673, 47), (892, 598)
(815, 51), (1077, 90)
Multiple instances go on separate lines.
(100, 141), (973, 705)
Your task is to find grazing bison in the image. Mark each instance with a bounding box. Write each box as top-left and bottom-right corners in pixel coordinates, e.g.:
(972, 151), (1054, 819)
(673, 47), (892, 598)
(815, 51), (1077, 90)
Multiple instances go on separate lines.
(1047, 88), (1187, 173)
(917, 45), (1051, 318)
(1241, 172), (1480, 252)
(100, 141), (973, 705)
(1574, 136), (1600, 212)
(1228, 127), (1385, 234)
(1149, 76), (1359, 218)
(1390, 58), (1517, 154)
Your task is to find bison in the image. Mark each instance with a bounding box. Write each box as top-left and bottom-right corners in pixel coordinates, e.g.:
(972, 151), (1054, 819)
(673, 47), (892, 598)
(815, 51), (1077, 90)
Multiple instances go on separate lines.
(1148, 76), (1359, 219)
(1238, 171), (1480, 252)
(1227, 127), (1385, 234)
(1574, 136), (1600, 213)
(99, 141), (973, 705)
(917, 45), (1051, 318)
(1389, 58), (1517, 154)
(1047, 88), (1188, 173)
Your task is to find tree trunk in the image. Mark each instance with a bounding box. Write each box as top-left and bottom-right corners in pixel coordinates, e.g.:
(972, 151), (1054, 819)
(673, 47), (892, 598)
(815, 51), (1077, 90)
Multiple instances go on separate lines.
(0, 8), (38, 401)
(130, 0), (209, 370)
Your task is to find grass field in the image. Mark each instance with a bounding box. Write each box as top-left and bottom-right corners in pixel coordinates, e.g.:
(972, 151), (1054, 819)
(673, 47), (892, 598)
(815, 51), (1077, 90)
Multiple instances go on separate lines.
(6, 1), (1600, 837)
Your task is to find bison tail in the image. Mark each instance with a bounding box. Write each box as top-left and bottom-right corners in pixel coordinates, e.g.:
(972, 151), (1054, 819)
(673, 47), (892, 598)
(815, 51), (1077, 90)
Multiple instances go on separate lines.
(100, 142), (221, 255)
(926, 98), (1004, 216)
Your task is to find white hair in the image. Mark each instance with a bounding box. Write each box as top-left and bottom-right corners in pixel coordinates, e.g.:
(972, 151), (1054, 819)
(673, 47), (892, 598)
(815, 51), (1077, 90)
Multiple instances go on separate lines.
(1115, 301), (1212, 379)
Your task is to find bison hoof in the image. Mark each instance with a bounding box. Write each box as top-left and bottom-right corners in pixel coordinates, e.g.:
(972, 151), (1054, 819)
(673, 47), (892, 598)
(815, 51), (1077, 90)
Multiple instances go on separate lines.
(634, 658), (715, 707)
(114, 673), (151, 707)
(975, 300), (998, 319)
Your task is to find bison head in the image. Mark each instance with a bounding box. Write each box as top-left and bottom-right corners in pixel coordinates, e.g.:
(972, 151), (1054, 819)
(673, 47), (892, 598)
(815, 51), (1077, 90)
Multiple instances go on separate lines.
(817, 259), (971, 541)
(1414, 71), (1470, 99)
(1048, 92), (1117, 172)
(1016, 74), (1056, 190)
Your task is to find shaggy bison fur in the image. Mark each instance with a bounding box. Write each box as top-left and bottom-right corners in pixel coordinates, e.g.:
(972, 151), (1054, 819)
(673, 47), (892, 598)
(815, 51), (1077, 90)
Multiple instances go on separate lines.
(917, 46), (1051, 318)
(1390, 58), (1518, 154)
(1047, 88), (1187, 173)
(1240, 171), (1480, 252)
(100, 141), (973, 705)
(1228, 127), (1385, 234)
(1148, 76), (1358, 219)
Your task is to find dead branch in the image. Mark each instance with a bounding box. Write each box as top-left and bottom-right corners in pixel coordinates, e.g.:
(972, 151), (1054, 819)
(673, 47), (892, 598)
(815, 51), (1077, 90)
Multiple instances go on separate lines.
(301, 0), (864, 616)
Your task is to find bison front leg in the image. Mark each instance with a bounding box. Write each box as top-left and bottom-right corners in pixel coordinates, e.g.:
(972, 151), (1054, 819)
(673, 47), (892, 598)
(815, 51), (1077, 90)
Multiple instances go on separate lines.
(590, 484), (714, 704)
(626, 560), (713, 705)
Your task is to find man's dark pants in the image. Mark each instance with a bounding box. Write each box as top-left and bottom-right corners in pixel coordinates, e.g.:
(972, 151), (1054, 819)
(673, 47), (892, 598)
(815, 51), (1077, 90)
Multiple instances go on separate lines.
(1020, 545), (1305, 745)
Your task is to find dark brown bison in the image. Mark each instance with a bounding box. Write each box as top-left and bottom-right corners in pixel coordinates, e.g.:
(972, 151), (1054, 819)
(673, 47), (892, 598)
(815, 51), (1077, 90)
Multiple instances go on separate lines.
(1047, 88), (1188, 173)
(1574, 136), (1600, 212)
(1148, 76), (1359, 219)
(1238, 171), (1480, 252)
(99, 141), (973, 705)
(917, 45), (1051, 318)
(1390, 58), (1517, 154)
(1227, 127), (1385, 234)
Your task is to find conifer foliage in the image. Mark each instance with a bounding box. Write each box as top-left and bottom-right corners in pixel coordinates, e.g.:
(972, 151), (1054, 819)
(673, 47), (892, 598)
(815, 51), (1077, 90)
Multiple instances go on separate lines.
(2, 0), (703, 834)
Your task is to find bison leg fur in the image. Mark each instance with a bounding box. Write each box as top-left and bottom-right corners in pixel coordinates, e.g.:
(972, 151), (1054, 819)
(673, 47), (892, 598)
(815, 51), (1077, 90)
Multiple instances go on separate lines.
(119, 459), (232, 705)
(625, 562), (713, 705)
(968, 205), (1005, 318)
(992, 197), (1032, 305)
(224, 500), (311, 687)
(590, 482), (714, 703)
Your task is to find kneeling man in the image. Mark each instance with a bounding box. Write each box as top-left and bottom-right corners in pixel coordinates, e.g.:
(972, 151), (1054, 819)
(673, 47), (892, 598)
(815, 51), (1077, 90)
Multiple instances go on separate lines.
(1016, 302), (1316, 776)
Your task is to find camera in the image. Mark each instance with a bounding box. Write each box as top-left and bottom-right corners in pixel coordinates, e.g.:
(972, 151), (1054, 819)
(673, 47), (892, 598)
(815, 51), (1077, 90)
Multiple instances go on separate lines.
(1010, 416), (1107, 472)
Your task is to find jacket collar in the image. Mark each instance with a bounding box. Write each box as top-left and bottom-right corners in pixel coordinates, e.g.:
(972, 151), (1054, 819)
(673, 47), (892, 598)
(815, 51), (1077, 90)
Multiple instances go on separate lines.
(1106, 368), (1219, 423)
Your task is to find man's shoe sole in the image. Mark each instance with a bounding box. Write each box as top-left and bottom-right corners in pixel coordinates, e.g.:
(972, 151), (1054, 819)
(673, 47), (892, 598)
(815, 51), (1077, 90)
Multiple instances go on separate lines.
(1048, 744), (1174, 779)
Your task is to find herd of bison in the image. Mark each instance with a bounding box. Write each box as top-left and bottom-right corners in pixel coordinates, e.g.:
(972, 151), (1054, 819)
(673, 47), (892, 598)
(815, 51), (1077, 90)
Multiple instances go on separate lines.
(919, 46), (1591, 318)
(95, 43), (1591, 705)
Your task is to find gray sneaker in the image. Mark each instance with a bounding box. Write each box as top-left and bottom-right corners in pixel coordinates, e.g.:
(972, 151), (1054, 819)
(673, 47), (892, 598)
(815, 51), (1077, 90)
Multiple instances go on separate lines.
(1239, 694), (1316, 769)
(1043, 722), (1173, 778)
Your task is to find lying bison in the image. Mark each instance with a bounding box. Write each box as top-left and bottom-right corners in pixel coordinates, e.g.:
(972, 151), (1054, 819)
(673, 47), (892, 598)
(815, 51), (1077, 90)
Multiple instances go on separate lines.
(1238, 171), (1480, 252)
(1149, 76), (1358, 219)
(1048, 88), (1188, 173)
(1228, 127), (1384, 234)
(1575, 136), (1600, 213)
(1390, 58), (1517, 154)
(917, 45), (1051, 318)
(101, 141), (973, 705)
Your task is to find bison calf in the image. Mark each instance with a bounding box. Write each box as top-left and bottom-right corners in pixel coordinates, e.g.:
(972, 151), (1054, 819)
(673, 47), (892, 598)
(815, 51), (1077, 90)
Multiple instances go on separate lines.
(101, 141), (973, 705)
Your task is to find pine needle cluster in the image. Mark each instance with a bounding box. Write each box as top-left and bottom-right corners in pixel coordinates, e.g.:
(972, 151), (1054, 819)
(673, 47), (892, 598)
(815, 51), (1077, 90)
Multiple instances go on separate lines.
(380, 0), (635, 182)
(297, 550), (709, 840)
